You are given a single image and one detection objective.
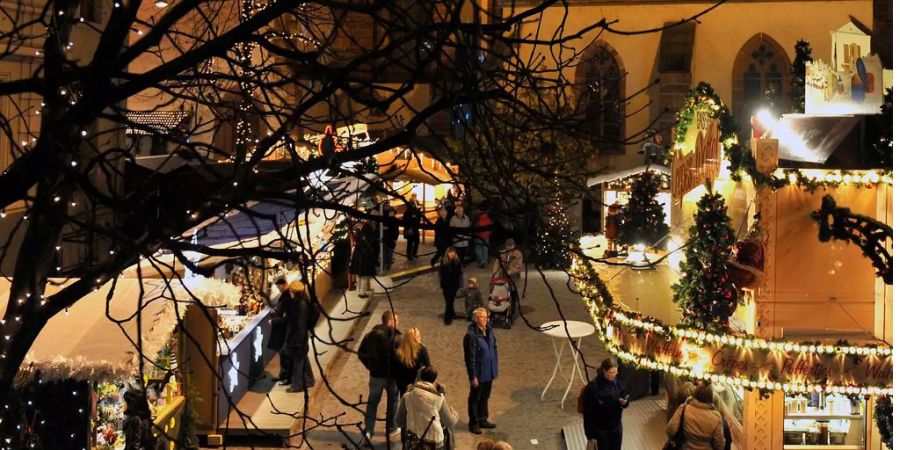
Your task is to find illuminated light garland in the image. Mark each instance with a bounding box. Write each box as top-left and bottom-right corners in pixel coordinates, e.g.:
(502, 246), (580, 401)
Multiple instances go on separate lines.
(772, 168), (892, 187)
(570, 256), (893, 395)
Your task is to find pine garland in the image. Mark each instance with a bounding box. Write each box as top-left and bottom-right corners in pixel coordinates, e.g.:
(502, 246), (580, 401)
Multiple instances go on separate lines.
(672, 190), (739, 331)
(618, 170), (670, 248)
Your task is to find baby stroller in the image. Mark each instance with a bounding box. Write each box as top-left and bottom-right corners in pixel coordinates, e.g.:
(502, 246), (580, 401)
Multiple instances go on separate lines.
(488, 278), (516, 329)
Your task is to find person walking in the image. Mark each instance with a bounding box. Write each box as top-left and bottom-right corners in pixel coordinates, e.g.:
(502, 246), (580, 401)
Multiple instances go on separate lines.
(492, 238), (525, 313)
(666, 383), (726, 450)
(383, 203), (400, 271)
(403, 194), (422, 261)
(581, 358), (629, 450)
(358, 311), (403, 439)
(394, 327), (431, 396)
(463, 307), (498, 435)
(439, 247), (463, 325)
(397, 366), (458, 450)
(449, 205), (471, 263)
(267, 277), (292, 385)
(431, 208), (451, 267)
(604, 204), (622, 258)
(473, 210), (493, 268)
(284, 281), (320, 392)
(350, 219), (378, 298)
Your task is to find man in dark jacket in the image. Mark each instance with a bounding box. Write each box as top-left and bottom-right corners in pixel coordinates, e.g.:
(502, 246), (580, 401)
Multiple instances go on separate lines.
(402, 194), (422, 261)
(284, 281), (320, 392)
(382, 203), (400, 271)
(350, 220), (378, 298)
(358, 311), (402, 439)
(268, 278), (291, 385)
(463, 308), (498, 434)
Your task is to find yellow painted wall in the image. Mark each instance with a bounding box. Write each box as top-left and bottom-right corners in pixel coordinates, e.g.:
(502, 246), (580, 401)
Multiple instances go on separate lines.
(769, 185), (882, 336)
(503, 0), (872, 170)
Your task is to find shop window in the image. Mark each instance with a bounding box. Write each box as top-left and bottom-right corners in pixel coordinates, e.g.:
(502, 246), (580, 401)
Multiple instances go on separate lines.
(576, 42), (625, 154)
(784, 393), (867, 448)
(732, 34), (790, 137)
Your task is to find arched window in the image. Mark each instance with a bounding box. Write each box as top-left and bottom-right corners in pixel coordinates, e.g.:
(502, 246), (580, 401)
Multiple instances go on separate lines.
(732, 34), (791, 135)
(577, 43), (625, 154)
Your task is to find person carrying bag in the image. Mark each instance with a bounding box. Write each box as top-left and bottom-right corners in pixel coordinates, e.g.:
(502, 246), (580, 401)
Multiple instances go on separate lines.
(663, 401), (687, 450)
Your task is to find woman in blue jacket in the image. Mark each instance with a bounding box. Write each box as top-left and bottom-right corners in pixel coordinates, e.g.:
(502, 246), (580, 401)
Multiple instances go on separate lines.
(582, 358), (629, 450)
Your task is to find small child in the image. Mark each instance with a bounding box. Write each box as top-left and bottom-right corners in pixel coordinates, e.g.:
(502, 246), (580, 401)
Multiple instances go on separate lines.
(465, 277), (484, 320)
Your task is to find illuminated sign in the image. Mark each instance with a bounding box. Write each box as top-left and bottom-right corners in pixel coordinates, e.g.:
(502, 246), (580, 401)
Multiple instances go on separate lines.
(672, 118), (721, 202)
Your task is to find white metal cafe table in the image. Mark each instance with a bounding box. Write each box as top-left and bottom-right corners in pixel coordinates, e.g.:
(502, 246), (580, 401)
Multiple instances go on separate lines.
(540, 320), (595, 409)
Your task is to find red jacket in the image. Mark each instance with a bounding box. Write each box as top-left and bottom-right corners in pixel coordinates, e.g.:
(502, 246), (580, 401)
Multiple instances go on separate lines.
(475, 213), (493, 241)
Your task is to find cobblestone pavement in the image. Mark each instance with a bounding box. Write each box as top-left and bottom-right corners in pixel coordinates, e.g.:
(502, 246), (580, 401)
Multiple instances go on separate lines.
(299, 265), (612, 450)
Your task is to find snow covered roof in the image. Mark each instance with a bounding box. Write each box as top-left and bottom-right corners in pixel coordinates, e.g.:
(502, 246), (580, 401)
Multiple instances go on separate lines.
(586, 164), (671, 187)
(0, 277), (238, 384)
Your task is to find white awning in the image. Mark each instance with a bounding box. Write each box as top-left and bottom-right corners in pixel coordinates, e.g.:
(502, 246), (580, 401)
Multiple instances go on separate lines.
(586, 164), (671, 187)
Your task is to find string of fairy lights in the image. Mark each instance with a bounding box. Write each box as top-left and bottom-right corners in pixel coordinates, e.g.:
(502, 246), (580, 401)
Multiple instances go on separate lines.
(570, 257), (893, 395)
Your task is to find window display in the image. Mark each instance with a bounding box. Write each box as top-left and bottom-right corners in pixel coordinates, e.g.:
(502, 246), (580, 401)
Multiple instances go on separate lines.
(783, 393), (867, 448)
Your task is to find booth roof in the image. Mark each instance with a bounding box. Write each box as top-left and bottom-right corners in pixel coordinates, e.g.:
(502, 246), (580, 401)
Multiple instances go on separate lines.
(586, 164), (671, 188)
(0, 277), (239, 384)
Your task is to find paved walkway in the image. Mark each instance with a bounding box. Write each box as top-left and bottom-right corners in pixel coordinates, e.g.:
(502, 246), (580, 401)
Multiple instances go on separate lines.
(214, 250), (675, 449)
(300, 265), (612, 449)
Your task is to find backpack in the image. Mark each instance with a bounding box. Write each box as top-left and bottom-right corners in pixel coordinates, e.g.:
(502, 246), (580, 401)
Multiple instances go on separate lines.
(577, 384), (588, 414)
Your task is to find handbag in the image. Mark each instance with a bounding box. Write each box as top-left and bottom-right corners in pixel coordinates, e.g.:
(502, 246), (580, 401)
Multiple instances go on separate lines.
(663, 402), (688, 450)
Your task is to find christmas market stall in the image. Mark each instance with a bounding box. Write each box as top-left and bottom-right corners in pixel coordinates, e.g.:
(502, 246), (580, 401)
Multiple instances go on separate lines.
(0, 277), (237, 450)
(585, 164), (672, 257)
(573, 23), (892, 450)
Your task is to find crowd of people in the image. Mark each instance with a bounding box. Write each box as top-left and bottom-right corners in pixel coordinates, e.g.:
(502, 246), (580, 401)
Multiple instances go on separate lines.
(354, 306), (501, 449)
(264, 185), (736, 450)
(342, 186), (536, 449)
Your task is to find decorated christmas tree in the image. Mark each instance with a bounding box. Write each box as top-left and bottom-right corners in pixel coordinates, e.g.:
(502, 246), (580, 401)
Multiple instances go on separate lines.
(535, 182), (577, 269)
(672, 190), (739, 331)
(618, 170), (670, 248)
(791, 40), (813, 113)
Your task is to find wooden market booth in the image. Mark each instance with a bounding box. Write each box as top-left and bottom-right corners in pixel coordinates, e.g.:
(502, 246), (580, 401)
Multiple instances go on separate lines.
(586, 163), (673, 237)
(0, 277), (220, 450)
(668, 93), (892, 449)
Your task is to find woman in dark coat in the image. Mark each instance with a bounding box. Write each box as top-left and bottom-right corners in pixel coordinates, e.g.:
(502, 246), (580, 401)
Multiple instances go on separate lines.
(430, 208), (451, 267)
(123, 390), (156, 450)
(439, 246), (463, 325)
(284, 280), (320, 392)
(582, 358), (629, 450)
(350, 220), (378, 297)
(393, 327), (431, 395)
